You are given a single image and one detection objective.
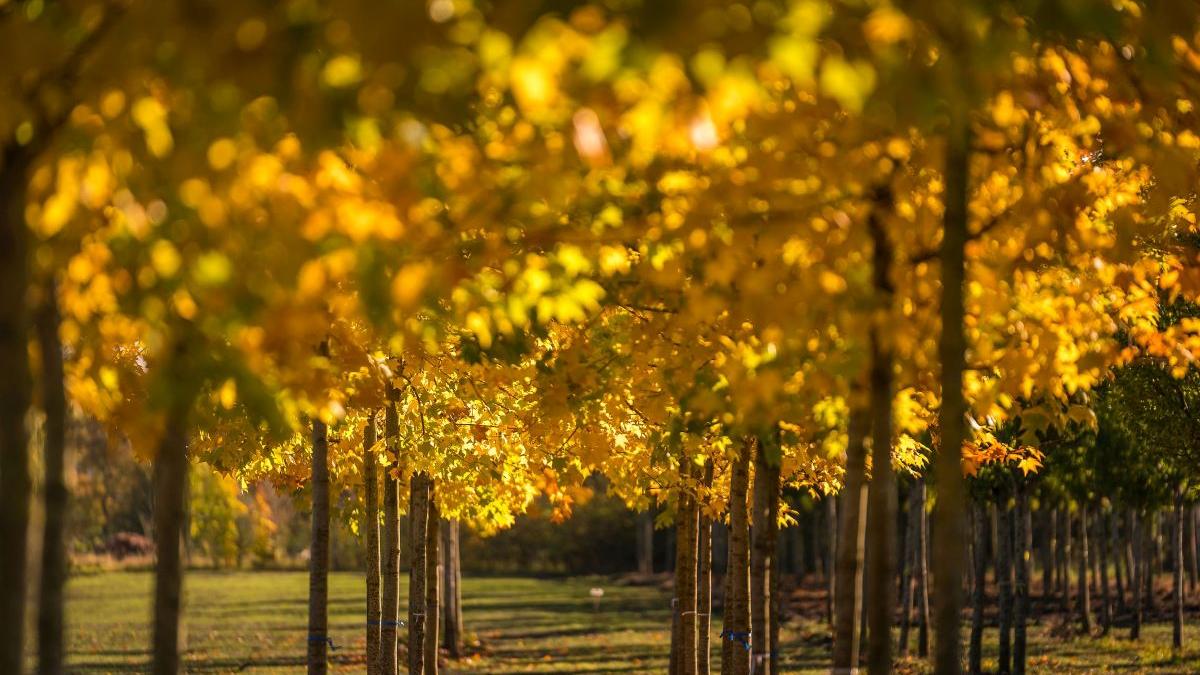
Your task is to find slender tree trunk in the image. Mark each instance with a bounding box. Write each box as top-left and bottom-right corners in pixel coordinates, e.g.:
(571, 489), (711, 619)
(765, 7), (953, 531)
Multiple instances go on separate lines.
(826, 497), (837, 627)
(722, 522), (735, 675)
(934, 109), (971, 675)
(0, 148), (35, 675)
(751, 445), (780, 675)
(638, 509), (655, 575)
(722, 441), (752, 675)
(408, 473), (430, 675)
(442, 519), (463, 659)
(1145, 512), (1157, 614)
(968, 502), (986, 675)
(1173, 488), (1184, 651)
(1014, 482), (1030, 675)
(152, 381), (191, 675)
(1078, 508), (1092, 634)
(382, 396), (402, 675)
(899, 483), (917, 658)
(699, 461), (714, 675)
(424, 496), (440, 675)
(676, 458), (701, 675)
(998, 499), (1013, 675)
(307, 415), (332, 675)
(36, 279), (67, 675)
(833, 404), (870, 673)
(1099, 508), (1112, 634)
(363, 413), (382, 675)
(1124, 510), (1136, 614)
(1184, 505), (1196, 597)
(1059, 509), (1073, 618)
(865, 188), (897, 675)
(1131, 510), (1143, 640)
(1113, 511), (1126, 615)
(916, 480), (931, 658)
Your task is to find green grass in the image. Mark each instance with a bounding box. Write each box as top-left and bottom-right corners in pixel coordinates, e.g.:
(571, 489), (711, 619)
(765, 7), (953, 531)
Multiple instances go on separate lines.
(49, 570), (1200, 673)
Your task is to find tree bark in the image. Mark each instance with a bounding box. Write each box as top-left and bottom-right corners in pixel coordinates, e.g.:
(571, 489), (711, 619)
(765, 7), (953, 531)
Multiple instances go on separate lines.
(0, 147), (35, 675)
(1131, 510), (1142, 640)
(826, 497), (837, 627)
(915, 480), (931, 659)
(865, 186), (897, 675)
(424, 495), (440, 675)
(382, 395), (402, 675)
(699, 461), (714, 675)
(363, 413), (382, 675)
(998, 500), (1013, 675)
(1173, 488), (1184, 650)
(751, 445), (780, 675)
(1078, 508), (1092, 634)
(968, 502), (986, 675)
(721, 441), (752, 675)
(152, 373), (191, 675)
(899, 483), (917, 658)
(638, 509), (655, 575)
(1099, 509), (1112, 633)
(833, 403), (870, 673)
(675, 457), (701, 675)
(307, 415), (332, 675)
(1014, 481), (1030, 675)
(1184, 505), (1196, 597)
(408, 472), (430, 674)
(36, 279), (67, 675)
(442, 519), (464, 659)
(934, 109), (971, 675)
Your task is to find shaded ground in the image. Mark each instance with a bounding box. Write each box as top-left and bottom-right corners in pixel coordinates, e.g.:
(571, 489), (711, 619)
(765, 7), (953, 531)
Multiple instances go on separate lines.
(50, 571), (1200, 673)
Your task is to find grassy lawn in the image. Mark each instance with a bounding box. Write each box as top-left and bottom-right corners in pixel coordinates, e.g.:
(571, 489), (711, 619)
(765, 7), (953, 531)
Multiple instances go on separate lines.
(52, 570), (1200, 673)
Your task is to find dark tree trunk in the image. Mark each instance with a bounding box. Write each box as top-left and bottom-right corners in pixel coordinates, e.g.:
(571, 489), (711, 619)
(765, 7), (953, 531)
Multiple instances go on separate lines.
(442, 519), (464, 659)
(363, 413), (382, 675)
(699, 461), (714, 675)
(1099, 508), (1112, 634)
(997, 500), (1013, 675)
(1059, 509), (1073, 617)
(751, 445), (780, 675)
(152, 373), (191, 675)
(424, 495), (440, 675)
(36, 279), (67, 675)
(1184, 505), (1197, 597)
(899, 483), (917, 658)
(722, 441), (752, 675)
(0, 148), (35, 675)
(968, 502), (986, 675)
(1173, 488), (1184, 651)
(934, 112), (971, 675)
(1145, 512), (1157, 614)
(672, 457), (700, 675)
(307, 416), (332, 675)
(1078, 509), (1092, 634)
(1124, 510), (1136, 614)
(865, 188), (897, 675)
(1014, 482), (1030, 675)
(1131, 510), (1142, 640)
(382, 396), (402, 675)
(833, 404), (870, 672)
(916, 480), (931, 658)
(826, 497), (837, 627)
(638, 509), (655, 575)
(408, 473), (431, 675)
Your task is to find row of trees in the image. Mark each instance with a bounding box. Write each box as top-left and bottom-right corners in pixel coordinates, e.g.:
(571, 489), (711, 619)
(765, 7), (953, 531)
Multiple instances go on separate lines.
(7, 1), (1200, 674)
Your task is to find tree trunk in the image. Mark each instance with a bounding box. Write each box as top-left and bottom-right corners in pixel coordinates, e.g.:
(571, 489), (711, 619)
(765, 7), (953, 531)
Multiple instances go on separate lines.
(751, 445), (780, 675)
(1184, 505), (1196, 597)
(1078, 508), (1092, 634)
(1131, 510), (1142, 640)
(408, 473), (430, 674)
(363, 413), (382, 675)
(442, 519), (464, 659)
(424, 495), (440, 675)
(1098, 509), (1112, 633)
(899, 483), (917, 658)
(915, 479), (931, 658)
(998, 499), (1013, 675)
(152, 388), (191, 675)
(934, 111), (971, 675)
(638, 509), (655, 575)
(382, 396), (402, 675)
(0, 148), (35, 675)
(833, 403), (870, 673)
(1173, 488), (1184, 650)
(968, 502), (986, 675)
(1059, 509), (1072, 617)
(36, 279), (67, 675)
(675, 458), (701, 675)
(826, 497), (837, 627)
(722, 441), (752, 675)
(1144, 512), (1156, 614)
(1014, 481), (1030, 675)
(699, 461), (714, 675)
(307, 415), (332, 675)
